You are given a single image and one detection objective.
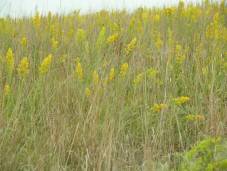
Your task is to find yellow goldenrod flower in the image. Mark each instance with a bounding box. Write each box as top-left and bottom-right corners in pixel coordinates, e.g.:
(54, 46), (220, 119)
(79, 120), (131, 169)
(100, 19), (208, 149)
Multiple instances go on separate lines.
(96, 26), (106, 48)
(173, 96), (190, 105)
(151, 103), (168, 113)
(21, 37), (27, 47)
(175, 44), (182, 54)
(175, 44), (186, 65)
(146, 68), (158, 78)
(51, 38), (59, 50)
(155, 34), (163, 50)
(17, 57), (29, 77)
(75, 59), (83, 80)
(120, 63), (129, 77)
(165, 8), (174, 16)
(125, 38), (137, 55)
(6, 48), (14, 74)
(133, 73), (144, 85)
(108, 67), (115, 82)
(176, 55), (186, 65)
(4, 84), (11, 96)
(85, 87), (91, 97)
(39, 54), (52, 75)
(185, 114), (205, 121)
(92, 70), (99, 85)
(33, 12), (41, 28)
(107, 33), (119, 44)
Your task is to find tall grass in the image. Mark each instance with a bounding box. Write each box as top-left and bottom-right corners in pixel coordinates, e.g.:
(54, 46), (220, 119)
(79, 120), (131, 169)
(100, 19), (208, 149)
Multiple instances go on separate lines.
(0, 1), (226, 170)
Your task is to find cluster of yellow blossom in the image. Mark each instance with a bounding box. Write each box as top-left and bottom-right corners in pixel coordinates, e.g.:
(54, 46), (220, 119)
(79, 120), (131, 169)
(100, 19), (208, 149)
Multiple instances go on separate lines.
(4, 84), (11, 96)
(17, 57), (29, 77)
(173, 96), (190, 105)
(33, 12), (41, 28)
(133, 73), (144, 86)
(21, 37), (27, 47)
(146, 68), (158, 78)
(175, 44), (186, 65)
(185, 114), (205, 122)
(107, 33), (119, 44)
(108, 67), (115, 82)
(6, 48), (14, 74)
(151, 96), (191, 113)
(155, 33), (163, 50)
(151, 103), (168, 113)
(96, 26), (106, 48)
(125, 38), (137, 55)
(120, 63), (129, 77)
(51, 38), (59, 50)
(85, 87), (91, 97)
(75, 59), (83, 80)
(39, 54), (52, 75)
(92, 70), (100, 85)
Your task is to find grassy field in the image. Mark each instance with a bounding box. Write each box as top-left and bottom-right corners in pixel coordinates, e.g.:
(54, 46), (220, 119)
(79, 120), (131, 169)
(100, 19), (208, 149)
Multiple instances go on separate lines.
(0, 1), (227, 170)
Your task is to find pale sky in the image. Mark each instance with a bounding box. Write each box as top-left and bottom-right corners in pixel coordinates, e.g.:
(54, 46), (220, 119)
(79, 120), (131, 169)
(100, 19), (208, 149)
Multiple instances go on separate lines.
(0, 0), (203, 17)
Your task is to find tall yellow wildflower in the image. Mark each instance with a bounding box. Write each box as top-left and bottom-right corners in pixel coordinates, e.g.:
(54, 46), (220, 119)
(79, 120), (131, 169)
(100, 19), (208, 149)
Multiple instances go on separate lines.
(96, 26), (106, 48)
(107, 33), (119, 44)
(75, 59), (83, 80)
(185, 114), (205, 122)
(4, 84), (11, 96)
(92, 70), (99, 85)
(125, 38), (137, 55)
(21, 37), (27, 47)
(51, 38), (59, 50)
(108, 67), (115, 82)
(6, 48), (14, 75)
(155, 34), (163, 50)
(146, 68), (158, 78)
(39, 54), (52, 75)
(133, 73), (144, 86)
(17, 57), (29, 77)
(173, 96), (190, 105)
(120, 63), (129, 77)
(151, 103), (168, 112)
(85, 87), (91, 97)
(33, 12), (41, 28)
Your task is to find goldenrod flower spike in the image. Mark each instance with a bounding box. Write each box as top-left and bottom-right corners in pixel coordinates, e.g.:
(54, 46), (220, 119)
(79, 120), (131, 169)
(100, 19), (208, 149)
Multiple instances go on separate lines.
(92, 70), (99, 85)
(185, 114), (205, 122)
(51, 38), (59, 50)
(85, 87), (91, 97)
(4, 84), (11, 96)
(133, 73), (144, 86)
(75, 59), (83, 80)
(173, 96), (190, 105)
(125, 38), (137, 55)
(120, 63), (129, 77)
(33, 12), (41, 28)
(21, 37), (27, 47)
(108, 67), (115, 82)
(107, 33), (119, 44)
(6, 48), (14, 75)
(17, 57), (29, 77)
(39, 54), (52, 75)
(151, 103), (168, 113)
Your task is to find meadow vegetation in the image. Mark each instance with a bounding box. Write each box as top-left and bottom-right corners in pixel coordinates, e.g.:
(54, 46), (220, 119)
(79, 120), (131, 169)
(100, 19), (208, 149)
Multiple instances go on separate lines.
(0, 0), (227, 170)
